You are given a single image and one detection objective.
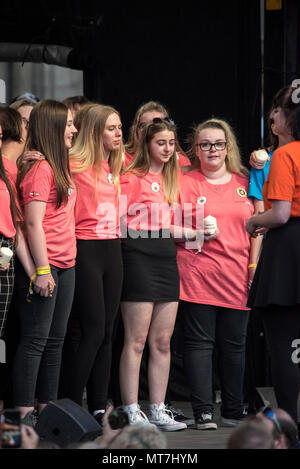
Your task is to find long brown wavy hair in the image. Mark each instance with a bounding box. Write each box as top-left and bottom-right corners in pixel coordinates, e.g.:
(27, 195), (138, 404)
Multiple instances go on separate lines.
(17, 100), (72, 208)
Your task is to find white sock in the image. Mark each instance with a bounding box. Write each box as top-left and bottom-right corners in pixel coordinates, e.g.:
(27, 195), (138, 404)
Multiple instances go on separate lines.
(123, 403), (138, 412)
(149, 402), (164, 412)
(92, 409), (105, 417)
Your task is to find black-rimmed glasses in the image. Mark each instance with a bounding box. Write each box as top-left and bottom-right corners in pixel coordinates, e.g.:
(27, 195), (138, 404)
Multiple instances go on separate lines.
(261, 405), (283, 434)
(196, 141), (226, 151)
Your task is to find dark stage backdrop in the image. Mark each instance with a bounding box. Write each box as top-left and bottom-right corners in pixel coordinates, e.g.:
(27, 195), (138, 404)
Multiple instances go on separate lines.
(1, 1), (299, 160)
(84, 1), (262, 164)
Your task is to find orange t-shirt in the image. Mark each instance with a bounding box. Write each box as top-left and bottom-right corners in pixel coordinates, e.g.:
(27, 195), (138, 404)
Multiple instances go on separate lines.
(20, 161), (77, 268)
(73, 161), (119, 240)
(0, 158), (17, 239)
(263, 141), (300, 216)
(177, 170), (254, 310)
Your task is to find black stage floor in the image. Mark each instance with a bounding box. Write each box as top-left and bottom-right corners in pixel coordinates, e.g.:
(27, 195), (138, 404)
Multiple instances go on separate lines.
(143, 387), (300, 449)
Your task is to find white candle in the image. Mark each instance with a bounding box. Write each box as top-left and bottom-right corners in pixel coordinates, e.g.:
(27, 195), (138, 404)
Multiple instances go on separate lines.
(0, 247), (13, 268)
(255, 149), (269, 162)
(204, 215), (217, 234)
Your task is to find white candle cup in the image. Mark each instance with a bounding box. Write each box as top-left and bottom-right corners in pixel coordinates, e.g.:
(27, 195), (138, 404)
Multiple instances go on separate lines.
(204, 215), (217, 235)
(0, 247), (13, 268)
(255, 149), (269, 162)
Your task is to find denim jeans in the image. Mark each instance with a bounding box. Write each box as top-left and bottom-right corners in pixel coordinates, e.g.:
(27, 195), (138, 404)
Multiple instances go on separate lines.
(182, 301), (249, 420)
(13, 265), (75, 406)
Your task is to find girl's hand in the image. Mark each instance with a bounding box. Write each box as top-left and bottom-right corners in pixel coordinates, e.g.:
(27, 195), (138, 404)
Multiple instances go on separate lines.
(33, 273), (56, 297)
(21, 425), (39, 449)
(204, 227), (219, 242)
(251, 226), (269, 237)
(246, 217), (258, 236)
(97, 406), (122, 448)
(248, 265), (256, 290)
(0, 262), (10, 271)
(249, 150), (270, 169)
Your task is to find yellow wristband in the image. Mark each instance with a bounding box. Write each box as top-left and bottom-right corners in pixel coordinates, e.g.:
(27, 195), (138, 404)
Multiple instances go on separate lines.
(27, 273), (37, 303)
(36, 266), (51, 275)
(248, 264), (257, 268)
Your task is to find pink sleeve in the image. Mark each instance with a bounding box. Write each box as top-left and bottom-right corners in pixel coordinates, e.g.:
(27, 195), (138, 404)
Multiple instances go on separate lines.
(20, 162), (53, 205)
(120, 172), (140, 208)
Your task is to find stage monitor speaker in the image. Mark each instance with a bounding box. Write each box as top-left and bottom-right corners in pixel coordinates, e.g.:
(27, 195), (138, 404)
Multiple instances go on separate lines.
(35, 398), (101, 448)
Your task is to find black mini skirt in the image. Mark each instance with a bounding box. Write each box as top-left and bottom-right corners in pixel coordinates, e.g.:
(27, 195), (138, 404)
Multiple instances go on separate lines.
(121, 229), (179, 302)
(248, 217), (300, 308)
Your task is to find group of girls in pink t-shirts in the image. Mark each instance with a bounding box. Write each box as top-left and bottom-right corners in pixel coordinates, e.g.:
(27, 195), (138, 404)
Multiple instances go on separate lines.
(0, 97), (259, 433)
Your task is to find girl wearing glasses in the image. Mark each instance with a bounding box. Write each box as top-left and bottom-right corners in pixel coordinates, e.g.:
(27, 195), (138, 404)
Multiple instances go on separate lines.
(177, 118), (254, 430)
(125, 101), (190, 168)
(246, 85), (300, 425)
(119, 118), (186, 431)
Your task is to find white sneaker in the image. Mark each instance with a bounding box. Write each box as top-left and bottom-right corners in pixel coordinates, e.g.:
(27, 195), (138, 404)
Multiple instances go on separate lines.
(123, 403), (150, 425)
(149, 403), (187, 431)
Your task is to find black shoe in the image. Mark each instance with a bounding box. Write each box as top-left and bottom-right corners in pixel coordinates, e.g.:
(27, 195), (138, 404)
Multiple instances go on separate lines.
(196, 412), (218, 430)
(92, 411), (105, 434)
(166, 405), (194, 426)
(220, 408), (247, 427)
(21, 409), (39, 428)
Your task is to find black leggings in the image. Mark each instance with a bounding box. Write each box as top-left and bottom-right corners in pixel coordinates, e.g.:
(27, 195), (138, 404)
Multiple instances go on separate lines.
(59, 239), (123, 412)
(260, 305), (300, 423)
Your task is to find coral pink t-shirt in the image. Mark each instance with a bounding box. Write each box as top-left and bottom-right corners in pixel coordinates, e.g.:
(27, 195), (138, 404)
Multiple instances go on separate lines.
(123, 151), (133, 167)
(120, 171), (177, 234)
(177, 170), (254, 310)
(73, 161), (119, 240)
(0, 158), (17, 239)
(20, 160), (77, 268)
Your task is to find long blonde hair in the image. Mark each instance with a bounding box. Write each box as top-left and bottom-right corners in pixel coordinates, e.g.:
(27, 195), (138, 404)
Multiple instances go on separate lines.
(70, 104), (123, 193)
(187, 118), (248, 176)
(125, 119), (179, 204)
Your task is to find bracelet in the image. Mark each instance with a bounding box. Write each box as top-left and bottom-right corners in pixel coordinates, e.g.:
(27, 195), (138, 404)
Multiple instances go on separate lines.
(248, 264), (257, 268)
(26, 273), (37, 303)
(36, 265), (51, 275)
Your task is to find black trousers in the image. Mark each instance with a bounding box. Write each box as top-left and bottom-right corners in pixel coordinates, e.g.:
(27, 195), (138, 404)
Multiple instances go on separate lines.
(260, 305), (300, 423)
(13, 265), (75, 406)
(59, 238), (123, 412)
(182, 301), (249, 420)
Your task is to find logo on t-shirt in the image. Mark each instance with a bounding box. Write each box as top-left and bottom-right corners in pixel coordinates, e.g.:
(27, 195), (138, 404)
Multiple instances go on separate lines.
(29, 191), (39, 197)
(237, 187), (247, 198)
(108, 173), (113, 184)
(197, 196), (207, 205)
(151, 182), (160, 193)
